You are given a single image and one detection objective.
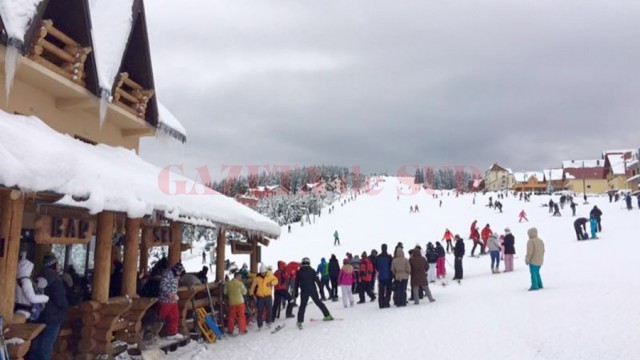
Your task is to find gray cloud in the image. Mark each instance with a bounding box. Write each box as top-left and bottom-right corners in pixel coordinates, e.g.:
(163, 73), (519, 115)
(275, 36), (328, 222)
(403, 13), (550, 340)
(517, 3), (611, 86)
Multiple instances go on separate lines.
(140, 0), (640, 179)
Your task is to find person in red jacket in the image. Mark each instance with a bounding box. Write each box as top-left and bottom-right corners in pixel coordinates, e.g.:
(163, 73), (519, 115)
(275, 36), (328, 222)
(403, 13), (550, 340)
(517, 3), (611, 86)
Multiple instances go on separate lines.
(480, 224), (492, 255)
(357, 252), (376, 304)
(469, 220), (482, 257)
(519, 210), (529, 222)
(442, 229), (454, 253)
(271, 261), (294, 320)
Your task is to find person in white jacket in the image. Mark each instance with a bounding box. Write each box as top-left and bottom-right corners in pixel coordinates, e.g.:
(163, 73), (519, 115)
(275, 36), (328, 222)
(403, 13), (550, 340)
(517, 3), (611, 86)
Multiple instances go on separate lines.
(14, 259), (49, 321)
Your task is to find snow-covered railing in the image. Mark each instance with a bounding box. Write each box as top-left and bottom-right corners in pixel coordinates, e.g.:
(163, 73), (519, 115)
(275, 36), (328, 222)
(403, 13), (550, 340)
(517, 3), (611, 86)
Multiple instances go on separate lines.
(113, 72), (154, 119)
(28, 19), (92, 86)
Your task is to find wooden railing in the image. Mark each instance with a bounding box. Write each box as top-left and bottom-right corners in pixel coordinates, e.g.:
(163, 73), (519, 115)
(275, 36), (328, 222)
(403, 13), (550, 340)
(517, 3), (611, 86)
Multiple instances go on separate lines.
(29, 20), (92, 87)
(113, 72), (155, 120)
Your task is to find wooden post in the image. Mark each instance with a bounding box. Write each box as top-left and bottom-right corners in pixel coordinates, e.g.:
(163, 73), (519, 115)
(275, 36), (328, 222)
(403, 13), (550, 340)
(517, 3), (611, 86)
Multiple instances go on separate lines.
(140, 226), (151, 276)
(257, 245), (262, 268)
(215, 228), (226, 282)
(249, 237), (258, 274)
(168, 222), (182, 267)
(93, 212), (114, 303)
(0, 190), (25, 322)
(122, 218), (140, 297)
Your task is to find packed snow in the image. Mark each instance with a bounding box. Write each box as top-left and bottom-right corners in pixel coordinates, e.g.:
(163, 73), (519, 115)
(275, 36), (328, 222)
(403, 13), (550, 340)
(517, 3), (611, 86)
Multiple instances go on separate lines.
(181, 176), (639, 359)
(0, 111), (280, 236)
(157, 102), (187, 142)
(0, 0), (43, 41)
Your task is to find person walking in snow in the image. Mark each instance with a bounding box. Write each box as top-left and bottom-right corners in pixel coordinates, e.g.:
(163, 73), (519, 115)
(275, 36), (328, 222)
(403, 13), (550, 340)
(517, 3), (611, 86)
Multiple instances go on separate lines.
(296, 257), (333, 328)
(487, 234), (501, 273)
(250, 264), (278, 330)
(357, 252), (376, 303)
(480, 224), (492, 255)
(553, 203), (561, 216)
(570, 201), (577, 217)
(525, 228), (545, 291)
(442, 229), (454, 253)
(316, 258), (331, 301)
(503, 228), (515, 272)
(202, 250), (206, 264)
(338, 259), (355, 308)
(225, 272), (248, 335)
(272, 261), (294, 321)
(519, 209), (529, 222)
(625, 193), (633, 210)
(391, 247), (411, 307)
(548, 199), (554, 214)
(426, 243), (438, 283)
(333, 230), (340, 246)
(590, 206), (603, 232)
(452, 235), (465, 281)
(409, 246), (435, 304)
(470, 220), (482, 257)
(328, 255), (340, 301)
(376, 244), (393, 309)
(435, 242), (446, 278)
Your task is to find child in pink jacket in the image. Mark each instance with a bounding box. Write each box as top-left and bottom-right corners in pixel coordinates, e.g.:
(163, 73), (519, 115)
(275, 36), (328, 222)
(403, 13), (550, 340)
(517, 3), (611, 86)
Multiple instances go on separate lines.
(338, 259), (355, 308)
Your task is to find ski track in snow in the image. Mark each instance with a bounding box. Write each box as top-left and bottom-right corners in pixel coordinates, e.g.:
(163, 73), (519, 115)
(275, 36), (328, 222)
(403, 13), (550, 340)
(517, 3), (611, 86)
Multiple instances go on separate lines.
(182, 177), (640, 359)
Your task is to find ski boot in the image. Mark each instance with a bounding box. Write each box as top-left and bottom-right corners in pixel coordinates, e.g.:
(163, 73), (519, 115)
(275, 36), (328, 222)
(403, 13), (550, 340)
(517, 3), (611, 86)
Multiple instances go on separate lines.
(297, 322), (303, 330)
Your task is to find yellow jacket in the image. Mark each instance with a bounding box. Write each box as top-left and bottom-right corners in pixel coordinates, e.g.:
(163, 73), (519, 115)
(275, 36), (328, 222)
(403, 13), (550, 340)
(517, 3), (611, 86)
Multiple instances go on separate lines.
(250, 271), (278, 298)
(224, 279), (247, 306)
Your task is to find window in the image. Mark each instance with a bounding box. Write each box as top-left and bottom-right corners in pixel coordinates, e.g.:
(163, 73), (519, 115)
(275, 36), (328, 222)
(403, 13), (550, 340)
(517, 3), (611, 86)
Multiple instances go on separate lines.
(587, 185), (591, 189)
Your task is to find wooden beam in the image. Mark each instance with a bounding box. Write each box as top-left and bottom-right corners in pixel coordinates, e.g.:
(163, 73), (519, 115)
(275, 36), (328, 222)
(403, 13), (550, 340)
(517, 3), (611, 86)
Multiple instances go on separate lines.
(0, 190), (25, 322)
(140, 227), (151, 276)
(121, 128), (152, 138)
(93, 212), (114, 303)
(250, 237), (258, 274)
(215, 228), (226, 282)
(56, 97), (96, 111)
(122, 218), (140, 297)
(43, 20), (81, 48)
(168, 222), (182, 267)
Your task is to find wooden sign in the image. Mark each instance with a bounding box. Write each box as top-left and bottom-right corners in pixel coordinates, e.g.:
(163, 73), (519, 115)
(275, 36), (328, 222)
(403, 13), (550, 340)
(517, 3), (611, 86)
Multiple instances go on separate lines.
(35, 215), (95, 244)
(256, 237), (270, 247)
(230, 240), (253, 255)
(143, 225), (172, 247)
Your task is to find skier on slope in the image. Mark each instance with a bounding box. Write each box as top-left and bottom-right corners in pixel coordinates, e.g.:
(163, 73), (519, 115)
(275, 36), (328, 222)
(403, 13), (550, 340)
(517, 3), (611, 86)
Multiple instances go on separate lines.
(296, 257), (333, 329)
(519, 210), (529, 222)
(333, 230), (340, 246)
(442, 229), (454, 253)
(435, 242), (446, 279)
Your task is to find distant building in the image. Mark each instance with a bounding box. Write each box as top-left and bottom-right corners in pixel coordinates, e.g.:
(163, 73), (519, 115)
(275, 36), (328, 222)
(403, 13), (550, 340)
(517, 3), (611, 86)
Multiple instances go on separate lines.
(300, 181), (329, 196)
(602, 149), (635, 191)
(562, 159), (607, 194)
(247, 185), (290, 199)
(543, 169), (566, 192)
(484, 163), (515, 191)
(236, 195), (259, 208)
(512, 171), (546, 192)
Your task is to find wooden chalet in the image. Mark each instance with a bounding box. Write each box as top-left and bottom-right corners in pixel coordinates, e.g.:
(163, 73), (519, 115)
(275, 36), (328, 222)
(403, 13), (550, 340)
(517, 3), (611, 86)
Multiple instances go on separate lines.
(483, 163), (514, 192)
(602, 150), (635, 191)
(512, 171), (547, 192)
(0, 1), (277, 358)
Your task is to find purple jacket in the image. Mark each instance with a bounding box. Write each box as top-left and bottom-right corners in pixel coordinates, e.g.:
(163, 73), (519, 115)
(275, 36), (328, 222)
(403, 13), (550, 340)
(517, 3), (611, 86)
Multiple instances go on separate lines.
(338, 267), (354, 286)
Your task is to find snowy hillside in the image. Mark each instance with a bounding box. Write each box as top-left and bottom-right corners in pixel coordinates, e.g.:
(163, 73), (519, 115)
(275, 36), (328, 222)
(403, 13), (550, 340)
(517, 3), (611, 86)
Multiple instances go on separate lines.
(181, 176), (640, 359)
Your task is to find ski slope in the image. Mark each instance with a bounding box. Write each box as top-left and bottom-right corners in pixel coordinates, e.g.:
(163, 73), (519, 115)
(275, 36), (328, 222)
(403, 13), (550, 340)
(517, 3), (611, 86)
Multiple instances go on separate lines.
(181, 177), (640, 359)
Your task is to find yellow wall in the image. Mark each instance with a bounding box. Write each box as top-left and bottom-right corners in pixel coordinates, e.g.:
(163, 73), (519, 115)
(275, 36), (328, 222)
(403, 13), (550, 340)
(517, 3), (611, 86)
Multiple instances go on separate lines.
(607, 175), (629, 191)
(566, 179), (609, 194)
(484, 171), (514, 191)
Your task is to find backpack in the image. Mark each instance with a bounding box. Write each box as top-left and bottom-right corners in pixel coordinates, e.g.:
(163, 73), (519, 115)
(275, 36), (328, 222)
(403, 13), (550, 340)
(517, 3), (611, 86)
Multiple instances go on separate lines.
(17, 277), (45, 321)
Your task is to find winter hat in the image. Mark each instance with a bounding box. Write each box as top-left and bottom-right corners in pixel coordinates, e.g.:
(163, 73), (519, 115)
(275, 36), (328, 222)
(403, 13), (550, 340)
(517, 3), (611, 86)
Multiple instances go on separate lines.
(301, 257), (311, 266)
(43, 254), (58, 268)
(259, 263), (267, 273)
(505, 228), (511, 234)
(172, 262), (185, 275)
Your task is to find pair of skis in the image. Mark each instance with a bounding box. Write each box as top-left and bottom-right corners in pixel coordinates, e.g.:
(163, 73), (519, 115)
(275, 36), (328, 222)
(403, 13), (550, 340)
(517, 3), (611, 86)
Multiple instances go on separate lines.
(0, 316), (9, 360)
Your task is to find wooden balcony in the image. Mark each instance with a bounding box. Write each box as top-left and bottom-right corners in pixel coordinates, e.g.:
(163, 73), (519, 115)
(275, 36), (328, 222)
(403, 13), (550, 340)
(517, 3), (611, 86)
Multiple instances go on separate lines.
(113, 72), (155, 120)
(28, 20), (92, 87)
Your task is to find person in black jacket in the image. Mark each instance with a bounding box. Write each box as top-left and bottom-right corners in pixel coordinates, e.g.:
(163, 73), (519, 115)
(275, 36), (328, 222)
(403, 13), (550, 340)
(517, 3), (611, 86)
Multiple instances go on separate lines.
(503, 228), (516, 272)
(452, 235), (465, 282)
(328, 254), (340, 301)
(27, 254), (68, 360)
(574, 217), (589, 240)
(590, 206), (602, 231)
(296, 257), (333, 328)
(368, 249), (378, 294)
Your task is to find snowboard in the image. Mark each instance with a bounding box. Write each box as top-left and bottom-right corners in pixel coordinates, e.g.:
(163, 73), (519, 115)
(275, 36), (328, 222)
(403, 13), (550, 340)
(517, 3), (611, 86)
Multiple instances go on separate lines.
(270, 324), (286, 334)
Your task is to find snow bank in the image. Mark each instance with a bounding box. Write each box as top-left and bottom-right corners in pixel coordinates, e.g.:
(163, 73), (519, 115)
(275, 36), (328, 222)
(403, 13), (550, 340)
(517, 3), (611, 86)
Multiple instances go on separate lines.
(0, 0), (43, 42)
(0, 111), (279, 237)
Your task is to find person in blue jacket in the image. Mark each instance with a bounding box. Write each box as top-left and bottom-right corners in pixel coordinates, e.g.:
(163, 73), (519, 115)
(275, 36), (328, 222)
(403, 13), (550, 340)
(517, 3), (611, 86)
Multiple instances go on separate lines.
(589, 215), (598, 239)
(375, 244), (393, 309)
(316, 258), (331, 301)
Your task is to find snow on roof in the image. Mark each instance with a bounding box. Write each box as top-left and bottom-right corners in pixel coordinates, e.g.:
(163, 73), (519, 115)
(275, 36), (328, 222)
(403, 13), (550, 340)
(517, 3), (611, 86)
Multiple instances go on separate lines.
(513, 171), (544, 183)
(544, 169), (563, 181)
(606, 154), (627, 175)
(562, 159), (603, 169)
(0, 111), (280, 237)
(89, 0), (134, 94)
(627, 159), (639, 169)
(156, 102), (187, 143)
(0, 0), (43, 42)
(602, 149), (635, 157)
(627, 174), (640, 183)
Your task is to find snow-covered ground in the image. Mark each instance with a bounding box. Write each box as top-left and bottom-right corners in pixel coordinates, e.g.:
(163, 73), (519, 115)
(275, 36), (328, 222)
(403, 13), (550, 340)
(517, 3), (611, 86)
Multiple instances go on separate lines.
(181, 176), (640, 359)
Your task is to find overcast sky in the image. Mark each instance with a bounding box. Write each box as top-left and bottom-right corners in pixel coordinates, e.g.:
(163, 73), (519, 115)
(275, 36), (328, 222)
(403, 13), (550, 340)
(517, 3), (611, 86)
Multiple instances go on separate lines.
(139, 0), (640, 179)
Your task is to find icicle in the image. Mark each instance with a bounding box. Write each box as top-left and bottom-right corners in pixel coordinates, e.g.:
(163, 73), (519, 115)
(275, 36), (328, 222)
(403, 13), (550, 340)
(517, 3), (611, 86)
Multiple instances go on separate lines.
(4, 43), (20, 105)
(99, 89), (109, 128)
